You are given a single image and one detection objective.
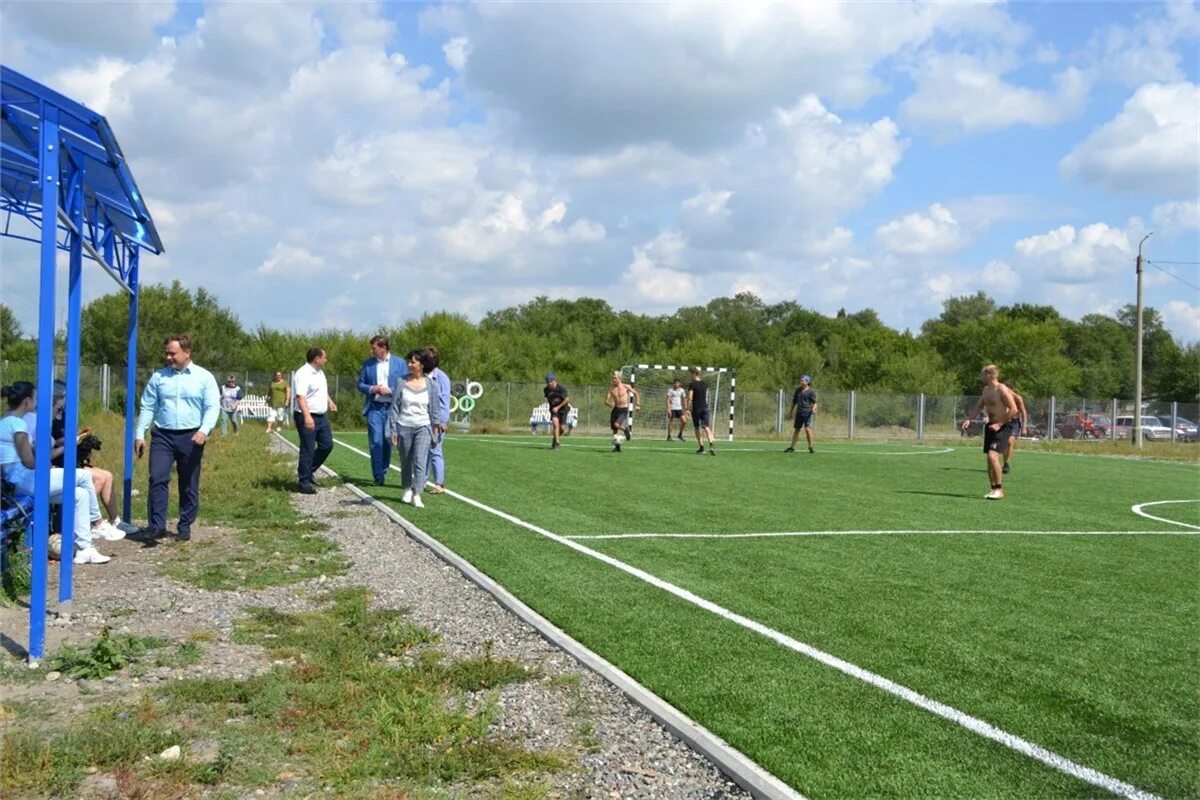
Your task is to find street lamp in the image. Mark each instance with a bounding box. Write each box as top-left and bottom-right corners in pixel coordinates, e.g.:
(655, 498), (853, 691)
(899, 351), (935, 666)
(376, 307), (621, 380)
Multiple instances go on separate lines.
(1134, 232), (1153, 449)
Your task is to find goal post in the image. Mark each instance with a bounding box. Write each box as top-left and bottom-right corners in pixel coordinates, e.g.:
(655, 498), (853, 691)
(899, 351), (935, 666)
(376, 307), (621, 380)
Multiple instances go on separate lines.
(620, 364), (736, 440)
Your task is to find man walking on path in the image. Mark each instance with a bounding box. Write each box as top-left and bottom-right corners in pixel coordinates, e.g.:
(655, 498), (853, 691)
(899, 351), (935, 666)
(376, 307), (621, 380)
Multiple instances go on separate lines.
(784, 375), (818, 453)
(687, 367), (716, 455)
(295, 347), (338, 494)
(604, 371), (640, 452)
(357, 335), (407, 485)
(133, 335), (220, 542)
(266, 371), (290, 434)
(961, 364), (1018, 500)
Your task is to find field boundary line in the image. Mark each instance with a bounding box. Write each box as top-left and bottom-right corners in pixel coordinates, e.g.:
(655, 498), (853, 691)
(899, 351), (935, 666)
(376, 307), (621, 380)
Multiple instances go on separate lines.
(445, 435), (955, 456)
(317, 436), (804, 800)
(565, 529), (1197, 540)
(330, 437), (1162, 800)
(1130, 499), (1200, 530)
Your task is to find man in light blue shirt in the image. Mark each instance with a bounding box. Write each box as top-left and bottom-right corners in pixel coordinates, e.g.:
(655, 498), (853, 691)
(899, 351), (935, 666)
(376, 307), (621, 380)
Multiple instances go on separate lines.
(133, 334), (219, 542)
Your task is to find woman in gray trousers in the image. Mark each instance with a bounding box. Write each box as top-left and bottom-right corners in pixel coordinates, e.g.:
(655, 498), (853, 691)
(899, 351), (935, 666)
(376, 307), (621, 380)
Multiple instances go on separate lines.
(386, 349), (437, 508)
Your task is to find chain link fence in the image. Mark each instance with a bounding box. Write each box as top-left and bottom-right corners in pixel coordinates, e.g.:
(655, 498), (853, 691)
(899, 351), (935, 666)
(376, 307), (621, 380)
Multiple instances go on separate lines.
(4, 362), (1198, 444)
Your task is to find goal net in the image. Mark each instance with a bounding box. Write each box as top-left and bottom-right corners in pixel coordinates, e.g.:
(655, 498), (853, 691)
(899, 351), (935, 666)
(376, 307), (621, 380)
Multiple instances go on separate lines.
(619, 364), (737, 440)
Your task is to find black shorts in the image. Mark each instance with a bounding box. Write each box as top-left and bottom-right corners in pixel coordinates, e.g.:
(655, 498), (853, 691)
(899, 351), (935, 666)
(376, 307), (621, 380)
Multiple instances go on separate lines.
(552, 406), (570, 424)
(692, 409), (711, 429)
(984, 423), (1013, 453)
(794, 411), (813, 430)
(610, 407), (629, 427)
(669, 409), (684, 419)
(1008, 418), (1022, 434)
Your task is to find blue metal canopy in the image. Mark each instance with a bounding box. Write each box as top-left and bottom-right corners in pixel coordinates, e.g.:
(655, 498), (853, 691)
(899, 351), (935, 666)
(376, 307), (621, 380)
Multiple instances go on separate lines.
(1, 65), (163, 661)
(1, 65), (163, 290)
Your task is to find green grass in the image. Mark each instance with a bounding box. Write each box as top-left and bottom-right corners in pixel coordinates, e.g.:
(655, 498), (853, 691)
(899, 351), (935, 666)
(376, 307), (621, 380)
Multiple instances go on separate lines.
(1, 588), (567, 798)
(314, 430), (1200, 799)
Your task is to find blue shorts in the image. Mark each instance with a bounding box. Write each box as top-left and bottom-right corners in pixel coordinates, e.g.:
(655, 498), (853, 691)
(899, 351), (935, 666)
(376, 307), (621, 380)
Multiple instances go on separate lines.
(692, 409), (711, 428)
(794, 412), (814, 430)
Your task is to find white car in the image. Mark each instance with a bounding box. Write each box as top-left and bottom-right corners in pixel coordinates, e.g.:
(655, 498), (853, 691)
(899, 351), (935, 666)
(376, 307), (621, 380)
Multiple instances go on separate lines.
(1113, 415), (1173, 441)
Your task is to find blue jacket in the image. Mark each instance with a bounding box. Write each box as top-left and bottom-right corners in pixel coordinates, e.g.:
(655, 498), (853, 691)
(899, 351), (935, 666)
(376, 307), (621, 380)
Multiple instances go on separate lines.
(429, 367), (451, 426)
(357, 354), (409, 415)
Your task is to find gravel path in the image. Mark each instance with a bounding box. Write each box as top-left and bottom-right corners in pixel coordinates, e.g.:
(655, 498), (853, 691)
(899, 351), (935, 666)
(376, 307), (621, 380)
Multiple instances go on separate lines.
(0, 438), (754, 799)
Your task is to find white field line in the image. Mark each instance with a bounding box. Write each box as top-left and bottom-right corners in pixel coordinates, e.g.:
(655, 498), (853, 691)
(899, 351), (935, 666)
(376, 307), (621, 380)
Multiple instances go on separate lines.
(331, 437), (1162, 800)
(565, 529), (1198, 540)
(1130, 499), (1200, 530)
(444, 435), (954, 456)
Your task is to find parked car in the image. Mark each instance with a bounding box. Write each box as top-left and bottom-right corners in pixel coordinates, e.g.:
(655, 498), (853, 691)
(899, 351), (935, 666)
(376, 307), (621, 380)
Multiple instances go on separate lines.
(1164, 417), (1200, 442)
(1113, 415), (1173, 441)
(1055, 412), (1108, 440)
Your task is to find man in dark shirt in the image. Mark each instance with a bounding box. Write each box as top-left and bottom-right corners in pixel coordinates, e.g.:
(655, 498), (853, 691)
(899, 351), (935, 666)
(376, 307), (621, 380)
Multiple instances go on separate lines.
(785, 375), (818, 453)
(686, 367), (715, 455)
(544, 373), (570, 450)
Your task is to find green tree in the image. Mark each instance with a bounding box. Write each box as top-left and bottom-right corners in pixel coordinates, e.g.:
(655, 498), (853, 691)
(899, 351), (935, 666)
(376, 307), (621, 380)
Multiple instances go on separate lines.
(81, 281), (248, 371)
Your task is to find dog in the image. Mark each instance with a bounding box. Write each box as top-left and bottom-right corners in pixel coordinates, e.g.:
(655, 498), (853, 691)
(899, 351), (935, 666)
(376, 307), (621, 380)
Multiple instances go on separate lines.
(75, 433), (102, 468)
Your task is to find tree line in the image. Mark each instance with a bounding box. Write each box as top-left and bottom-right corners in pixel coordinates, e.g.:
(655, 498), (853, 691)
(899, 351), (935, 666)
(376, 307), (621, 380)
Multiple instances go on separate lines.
(1, 281), (1196, 401)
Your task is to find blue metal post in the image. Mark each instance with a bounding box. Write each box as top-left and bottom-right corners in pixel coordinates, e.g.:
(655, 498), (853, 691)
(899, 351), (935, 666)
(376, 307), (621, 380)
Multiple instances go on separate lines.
(59, 161), (85, 604)
(30, 103), (61, 661)
(122, 249), (140, 522)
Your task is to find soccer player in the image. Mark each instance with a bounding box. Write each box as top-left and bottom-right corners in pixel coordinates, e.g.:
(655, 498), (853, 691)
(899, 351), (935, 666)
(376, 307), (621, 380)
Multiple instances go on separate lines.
(665, 378), (686, 441)
(784, 375), (818, 453)
(960, 364), (1018, 500)
(604, 371), (640, 452)
(544, 373), (570, 450)
(1001, 379), (1027, 474)
(686, 367), (716, 455)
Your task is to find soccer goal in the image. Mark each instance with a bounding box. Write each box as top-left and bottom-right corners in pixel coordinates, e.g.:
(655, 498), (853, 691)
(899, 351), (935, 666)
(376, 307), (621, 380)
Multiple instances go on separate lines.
(620, 364), (737, 440)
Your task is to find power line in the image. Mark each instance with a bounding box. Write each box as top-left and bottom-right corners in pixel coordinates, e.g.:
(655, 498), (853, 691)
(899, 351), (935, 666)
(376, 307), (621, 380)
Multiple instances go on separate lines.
(1147, 259), (1200, 265)
(1146, 261), (1200, 292)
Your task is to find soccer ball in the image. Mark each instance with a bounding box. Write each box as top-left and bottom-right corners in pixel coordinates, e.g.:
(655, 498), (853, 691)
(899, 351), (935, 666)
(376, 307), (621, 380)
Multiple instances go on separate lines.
(47, 533), (63, 560)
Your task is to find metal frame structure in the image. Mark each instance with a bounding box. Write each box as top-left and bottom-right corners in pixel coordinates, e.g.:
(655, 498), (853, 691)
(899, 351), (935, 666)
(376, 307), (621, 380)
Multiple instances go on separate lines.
(1, 66), (163, 660)
(623, 364), (737, 440)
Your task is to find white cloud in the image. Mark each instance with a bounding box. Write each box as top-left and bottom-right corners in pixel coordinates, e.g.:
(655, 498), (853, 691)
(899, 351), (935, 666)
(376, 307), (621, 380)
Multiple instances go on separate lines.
(1161, 300), (1200, 343)
(258, 242), (327, 277)
(1152, 200), (1200, 232)
(876, 203), (969, 256)
(902, 52), (1089, 137)
(1088, 1), (1200, 87)
(1060, 82), (1200, 195)
(2, 1), (174, 59)
(1014, 223), (1131, 283)
(623, 231), (697, 305)
(428, 1), (1016, 151)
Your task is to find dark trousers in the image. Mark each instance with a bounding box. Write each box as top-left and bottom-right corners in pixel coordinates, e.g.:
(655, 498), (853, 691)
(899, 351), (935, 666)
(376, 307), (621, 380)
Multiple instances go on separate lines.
(148, 428), (204, 534)
(365, 403), (392, 482)
(296, 412), (333, 488)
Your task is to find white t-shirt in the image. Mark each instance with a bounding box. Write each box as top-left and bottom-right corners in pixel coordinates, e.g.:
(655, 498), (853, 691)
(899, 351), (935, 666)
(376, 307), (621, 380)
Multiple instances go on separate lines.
(373, 358), (391, 403)
(292, 363), (329, 414)
(666, 387), (685, 411)
(0, 414), (33, 487)
(396, 382), (431, 428)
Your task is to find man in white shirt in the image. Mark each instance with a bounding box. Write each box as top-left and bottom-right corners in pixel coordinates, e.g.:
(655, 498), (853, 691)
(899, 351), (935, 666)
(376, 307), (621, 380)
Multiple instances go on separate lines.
(665, 378), (686, 441)
(293, 347), (338, 494)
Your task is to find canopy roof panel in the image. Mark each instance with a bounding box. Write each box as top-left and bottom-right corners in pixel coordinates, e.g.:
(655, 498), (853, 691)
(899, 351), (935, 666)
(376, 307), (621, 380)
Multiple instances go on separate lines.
(1, 65), (164, 257)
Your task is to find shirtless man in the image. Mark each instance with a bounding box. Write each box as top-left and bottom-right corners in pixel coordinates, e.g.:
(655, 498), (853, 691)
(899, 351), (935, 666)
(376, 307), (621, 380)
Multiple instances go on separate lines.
(960, 364), (1018, 500)
(604, 371), (640, 452)
(1001, 379), (1027, 475)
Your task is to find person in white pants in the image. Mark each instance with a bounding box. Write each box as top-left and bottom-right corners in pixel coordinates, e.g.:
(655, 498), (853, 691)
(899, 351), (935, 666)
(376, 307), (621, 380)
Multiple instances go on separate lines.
(0, 382), (122, 564)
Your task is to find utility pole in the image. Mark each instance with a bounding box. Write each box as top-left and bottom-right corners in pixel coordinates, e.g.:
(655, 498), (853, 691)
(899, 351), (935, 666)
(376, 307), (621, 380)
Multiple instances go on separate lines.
(1134, 232), (1153, 449)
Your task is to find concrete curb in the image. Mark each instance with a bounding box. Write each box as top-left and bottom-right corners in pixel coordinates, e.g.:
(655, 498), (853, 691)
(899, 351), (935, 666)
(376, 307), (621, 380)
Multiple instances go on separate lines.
(275, 433), (804, 800)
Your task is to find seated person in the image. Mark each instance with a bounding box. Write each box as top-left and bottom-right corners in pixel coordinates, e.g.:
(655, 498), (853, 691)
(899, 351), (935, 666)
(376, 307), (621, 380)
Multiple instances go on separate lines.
(45, 387), (138, 535)
(0, 382), (121, 564)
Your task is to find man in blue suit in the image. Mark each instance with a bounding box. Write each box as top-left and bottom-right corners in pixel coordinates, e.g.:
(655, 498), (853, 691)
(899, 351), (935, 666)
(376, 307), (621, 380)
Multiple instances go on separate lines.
(357, 335), (408, 485)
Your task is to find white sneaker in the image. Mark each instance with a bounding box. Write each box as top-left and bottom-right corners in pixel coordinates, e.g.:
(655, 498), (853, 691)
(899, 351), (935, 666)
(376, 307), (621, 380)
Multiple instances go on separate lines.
(401, 489), (414, 504)
(93, 521), (126, 541)
(985, 489), (1004, 500)
(74, 546), (111, 565)
(411, 494), (424, 509)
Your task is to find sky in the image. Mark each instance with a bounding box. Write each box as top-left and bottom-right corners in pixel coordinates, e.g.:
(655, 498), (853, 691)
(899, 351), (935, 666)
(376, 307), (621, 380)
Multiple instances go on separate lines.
(1, 1), (1198, 343)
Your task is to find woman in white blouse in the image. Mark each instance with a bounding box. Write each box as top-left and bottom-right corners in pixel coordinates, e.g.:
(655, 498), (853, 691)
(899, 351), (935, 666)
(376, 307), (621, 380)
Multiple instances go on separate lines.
(386, 350), (437, 508)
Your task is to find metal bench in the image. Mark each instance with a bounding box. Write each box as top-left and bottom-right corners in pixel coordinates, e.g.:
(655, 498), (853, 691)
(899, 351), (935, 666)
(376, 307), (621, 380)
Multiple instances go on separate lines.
(530, 403), (579, 434)
(1, 481), (35, 575)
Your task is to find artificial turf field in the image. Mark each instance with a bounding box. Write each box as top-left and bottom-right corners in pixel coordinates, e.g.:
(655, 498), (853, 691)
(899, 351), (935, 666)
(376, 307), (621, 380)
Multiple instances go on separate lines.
(303, 430), (1199, 799)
